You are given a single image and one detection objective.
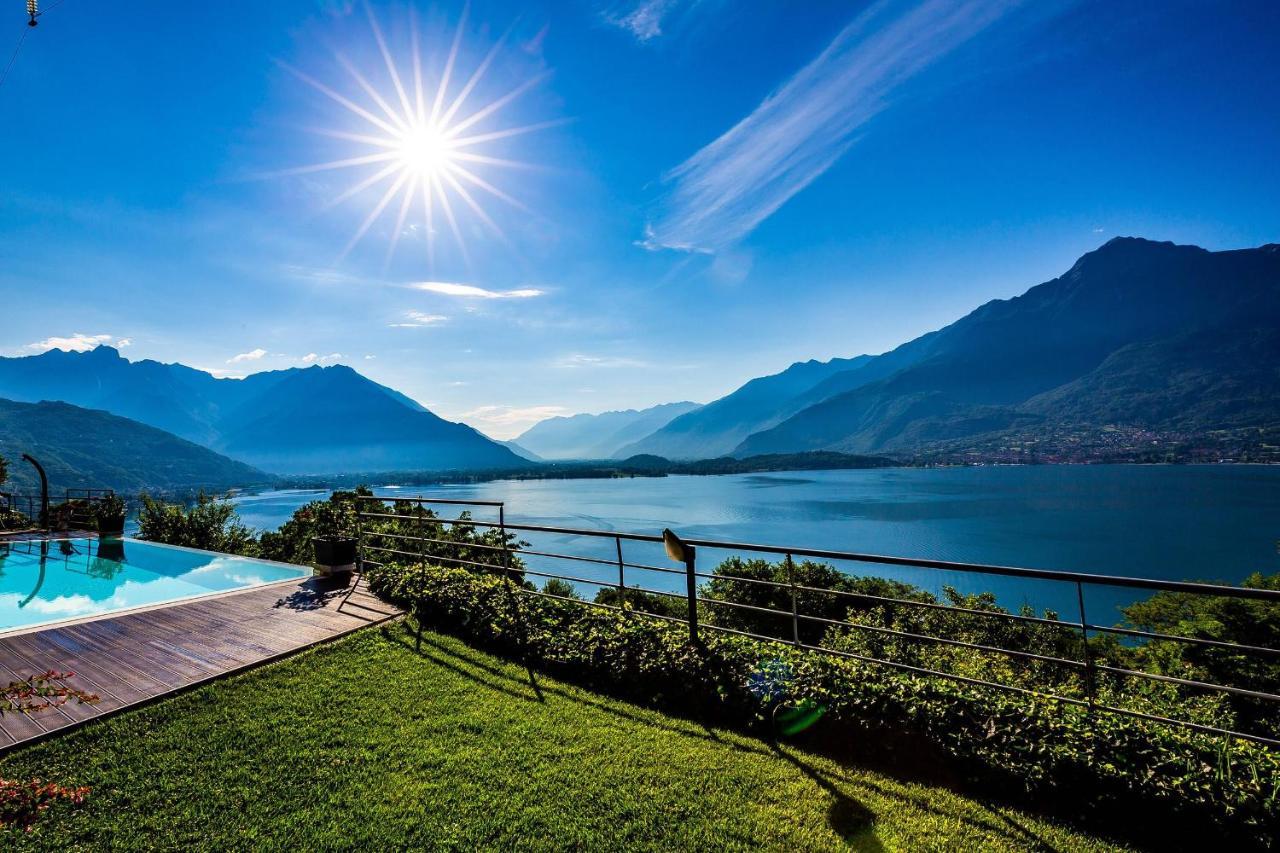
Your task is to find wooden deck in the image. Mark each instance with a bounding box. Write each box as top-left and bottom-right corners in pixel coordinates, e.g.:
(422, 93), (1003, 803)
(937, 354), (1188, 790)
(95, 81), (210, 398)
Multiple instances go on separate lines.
(0, 573), (400, 752)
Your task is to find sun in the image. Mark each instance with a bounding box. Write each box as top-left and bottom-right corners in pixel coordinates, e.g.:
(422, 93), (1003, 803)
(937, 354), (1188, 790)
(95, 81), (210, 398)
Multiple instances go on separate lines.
(396, 123), (456, 180)
(278, 5), (555, 269)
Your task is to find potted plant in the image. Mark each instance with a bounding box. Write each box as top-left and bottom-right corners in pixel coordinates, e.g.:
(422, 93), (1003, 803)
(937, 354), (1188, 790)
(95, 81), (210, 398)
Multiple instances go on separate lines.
(94, 494), (127, 536)
(310, 499), (358, 576)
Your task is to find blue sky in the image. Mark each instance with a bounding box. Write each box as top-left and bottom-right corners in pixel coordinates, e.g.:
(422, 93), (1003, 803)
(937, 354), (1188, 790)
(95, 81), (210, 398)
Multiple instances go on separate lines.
(1, 0), (1278, 438)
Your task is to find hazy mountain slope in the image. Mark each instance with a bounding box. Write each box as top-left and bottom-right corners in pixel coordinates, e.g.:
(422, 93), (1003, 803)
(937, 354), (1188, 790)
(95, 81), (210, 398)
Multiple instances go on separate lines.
(0, 349), (523, 475)
(215, 366), (523, 475)
(616, 357), (871, 460)
(516, 402), (702, 460)
(1022, 323), (1280, 429)
(0, 398), (268, 494)
(496, 440), (543, 462)
(737, 239), (1280, 456)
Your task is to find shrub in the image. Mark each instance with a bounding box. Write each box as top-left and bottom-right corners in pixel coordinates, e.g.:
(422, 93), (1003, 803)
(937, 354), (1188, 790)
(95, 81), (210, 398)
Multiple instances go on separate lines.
(135, 492), (258, 556)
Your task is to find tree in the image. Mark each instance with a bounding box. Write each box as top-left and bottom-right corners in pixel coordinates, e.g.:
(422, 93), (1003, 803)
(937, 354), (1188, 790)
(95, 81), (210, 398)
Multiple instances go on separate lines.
(0, 451), (7, 486)
(1122, 571), (1280, 730)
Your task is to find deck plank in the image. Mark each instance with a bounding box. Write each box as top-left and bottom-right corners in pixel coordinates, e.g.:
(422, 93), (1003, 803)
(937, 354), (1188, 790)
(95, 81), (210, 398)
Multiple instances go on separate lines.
(0, 574), (399, 750)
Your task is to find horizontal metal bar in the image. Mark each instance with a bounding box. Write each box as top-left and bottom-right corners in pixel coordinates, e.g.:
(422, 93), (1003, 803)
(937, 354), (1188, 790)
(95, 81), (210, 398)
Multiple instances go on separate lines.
(521, 567), (613, 587)
(361, 544), (509, 576)
(1085, 622), (1280, 658)
(1093, 663), (1280, 703)
(358, 495), (505, 507)
(1088, 701), (1280, 749)
(359, 512), (665, 544)
(620, 561), (688, 578)
(522, 588), (619, 612)
(519, 588), (680, 624)
(794, 612), (1087, 669)
(682, 535), (1280, 602)
(519, 549), (619, 569)
(363, 530), (506, 553)
(693, 567), (1080, 629)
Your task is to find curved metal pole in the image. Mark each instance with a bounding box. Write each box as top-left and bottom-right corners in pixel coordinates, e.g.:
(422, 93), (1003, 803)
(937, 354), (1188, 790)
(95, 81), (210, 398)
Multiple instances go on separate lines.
(20, 454), (49, 530)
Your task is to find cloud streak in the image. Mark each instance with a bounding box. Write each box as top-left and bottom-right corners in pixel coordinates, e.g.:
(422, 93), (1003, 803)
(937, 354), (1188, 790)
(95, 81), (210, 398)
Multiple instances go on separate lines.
(389, 311), (449, 328)
(644, 0), (1022, 252)
(460, 404), (569, 439)
(25, 333), (117, 353)
(227, 348), (268, 364)
(410, 281), (545, 299)
(554, 353), (648, 369)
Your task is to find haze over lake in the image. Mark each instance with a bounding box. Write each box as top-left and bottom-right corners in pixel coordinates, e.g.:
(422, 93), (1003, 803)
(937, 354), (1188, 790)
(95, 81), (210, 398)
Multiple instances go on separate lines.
(235, 465), (1280, 621)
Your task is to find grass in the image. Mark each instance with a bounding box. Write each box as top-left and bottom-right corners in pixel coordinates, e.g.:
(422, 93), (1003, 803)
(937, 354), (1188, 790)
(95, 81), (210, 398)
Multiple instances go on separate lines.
(1, 624), (1126, 850)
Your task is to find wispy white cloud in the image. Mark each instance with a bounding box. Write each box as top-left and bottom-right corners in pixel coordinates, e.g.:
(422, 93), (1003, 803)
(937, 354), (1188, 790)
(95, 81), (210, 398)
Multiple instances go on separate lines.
(194, 365), (245, 379)
(116, 338), (133, 348)
(645, 0), (1023, 252)
(25, 333), (116, 353)
(388, 311), (448, 328)
(460, 404), (570, 439)
(410, 281), (544, 299)
(554, 353), (649, 369)
(302, 352), (344, 364)
(604, 0), (682, 41)
(227, 348), (268, 364)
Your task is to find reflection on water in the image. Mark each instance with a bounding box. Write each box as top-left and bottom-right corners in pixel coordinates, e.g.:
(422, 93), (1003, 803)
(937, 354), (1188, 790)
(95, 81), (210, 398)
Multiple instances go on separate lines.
(0, 537), (309, 633)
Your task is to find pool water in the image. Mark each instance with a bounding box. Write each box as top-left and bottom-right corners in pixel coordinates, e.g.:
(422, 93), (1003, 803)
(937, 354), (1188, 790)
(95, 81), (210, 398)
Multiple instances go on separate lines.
(0, 538), (311, 634)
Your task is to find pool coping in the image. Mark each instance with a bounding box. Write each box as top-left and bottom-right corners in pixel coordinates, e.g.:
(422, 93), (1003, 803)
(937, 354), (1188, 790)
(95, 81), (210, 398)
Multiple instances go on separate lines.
(0, 537), (315, 640)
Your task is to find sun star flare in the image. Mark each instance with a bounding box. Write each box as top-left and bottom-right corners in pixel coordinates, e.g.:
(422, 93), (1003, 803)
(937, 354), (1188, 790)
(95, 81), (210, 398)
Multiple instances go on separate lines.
(283, 5), (552, 270)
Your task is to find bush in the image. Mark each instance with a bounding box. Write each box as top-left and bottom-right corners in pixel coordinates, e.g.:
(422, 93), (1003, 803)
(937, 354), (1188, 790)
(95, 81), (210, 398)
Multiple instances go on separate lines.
(365, 557), (1280, 848)
(135, 492), (258, 556)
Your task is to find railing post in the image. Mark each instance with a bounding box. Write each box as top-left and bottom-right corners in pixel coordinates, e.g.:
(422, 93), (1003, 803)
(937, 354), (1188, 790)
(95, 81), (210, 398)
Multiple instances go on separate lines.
(786, 552), (800, 646)
(614, 535), (626, 614)
(684, 546), (699, 645)
(415, 500), (428, 651)
(1076, 581), (1095, 708)
(499, 504), (513, 580)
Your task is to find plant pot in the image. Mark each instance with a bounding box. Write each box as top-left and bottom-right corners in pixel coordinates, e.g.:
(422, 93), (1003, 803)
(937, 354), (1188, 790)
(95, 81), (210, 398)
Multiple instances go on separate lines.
(96, 514), (127, 536)
(312, 536), (357, 575)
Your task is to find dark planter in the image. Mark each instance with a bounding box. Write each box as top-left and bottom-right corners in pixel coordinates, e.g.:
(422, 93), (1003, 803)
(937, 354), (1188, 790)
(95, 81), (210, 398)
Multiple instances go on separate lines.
(97, 514), (127, 536)
(312, 536), (357, 573)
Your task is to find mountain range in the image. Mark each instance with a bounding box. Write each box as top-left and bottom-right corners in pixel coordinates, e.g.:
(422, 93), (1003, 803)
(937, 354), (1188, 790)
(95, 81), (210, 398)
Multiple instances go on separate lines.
(514, 401), (702, 460)
(611, 238), (1280, 460)
(0, 347), (522, 476)
(2, 237), (1275, 490)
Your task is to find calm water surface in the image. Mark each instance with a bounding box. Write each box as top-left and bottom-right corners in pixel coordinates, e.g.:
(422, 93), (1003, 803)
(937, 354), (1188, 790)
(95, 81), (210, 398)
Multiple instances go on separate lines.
(233, 465), (1280, 621)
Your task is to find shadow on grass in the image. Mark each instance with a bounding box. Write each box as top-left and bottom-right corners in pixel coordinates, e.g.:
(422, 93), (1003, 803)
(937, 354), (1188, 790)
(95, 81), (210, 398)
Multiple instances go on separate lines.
(381, 624), (1105, 851)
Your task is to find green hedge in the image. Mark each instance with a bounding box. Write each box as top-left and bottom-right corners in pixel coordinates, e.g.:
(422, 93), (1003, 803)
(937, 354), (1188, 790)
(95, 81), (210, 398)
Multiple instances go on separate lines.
(367, 559), (1280, 848)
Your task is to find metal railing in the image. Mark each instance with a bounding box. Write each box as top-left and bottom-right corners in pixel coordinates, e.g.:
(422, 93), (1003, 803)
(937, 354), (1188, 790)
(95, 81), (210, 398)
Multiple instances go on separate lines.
(0, 489), (116, 533)
(355, 495), (1280, 748)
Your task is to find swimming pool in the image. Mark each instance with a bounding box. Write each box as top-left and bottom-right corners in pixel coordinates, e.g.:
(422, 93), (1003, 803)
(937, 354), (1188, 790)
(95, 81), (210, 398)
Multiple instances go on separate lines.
(0, 537), (312, 635)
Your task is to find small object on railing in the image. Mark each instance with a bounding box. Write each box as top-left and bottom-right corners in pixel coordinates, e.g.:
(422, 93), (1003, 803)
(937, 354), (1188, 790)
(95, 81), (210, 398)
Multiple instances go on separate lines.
(663, 528), (692, 564)
(663, 529), (699, 645)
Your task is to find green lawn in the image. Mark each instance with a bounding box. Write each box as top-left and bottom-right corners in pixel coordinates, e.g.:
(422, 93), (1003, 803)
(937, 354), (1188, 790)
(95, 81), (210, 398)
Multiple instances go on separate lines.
(1, 624), (1125, 850)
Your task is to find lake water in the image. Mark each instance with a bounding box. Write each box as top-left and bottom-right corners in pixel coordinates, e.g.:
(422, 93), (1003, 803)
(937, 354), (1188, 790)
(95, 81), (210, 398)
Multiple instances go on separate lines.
(232, 465), (1280, 622)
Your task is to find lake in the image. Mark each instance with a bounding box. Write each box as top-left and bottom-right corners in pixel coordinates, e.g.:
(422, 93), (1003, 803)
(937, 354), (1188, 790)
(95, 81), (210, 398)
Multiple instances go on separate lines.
(232, 465), (1280, 622)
